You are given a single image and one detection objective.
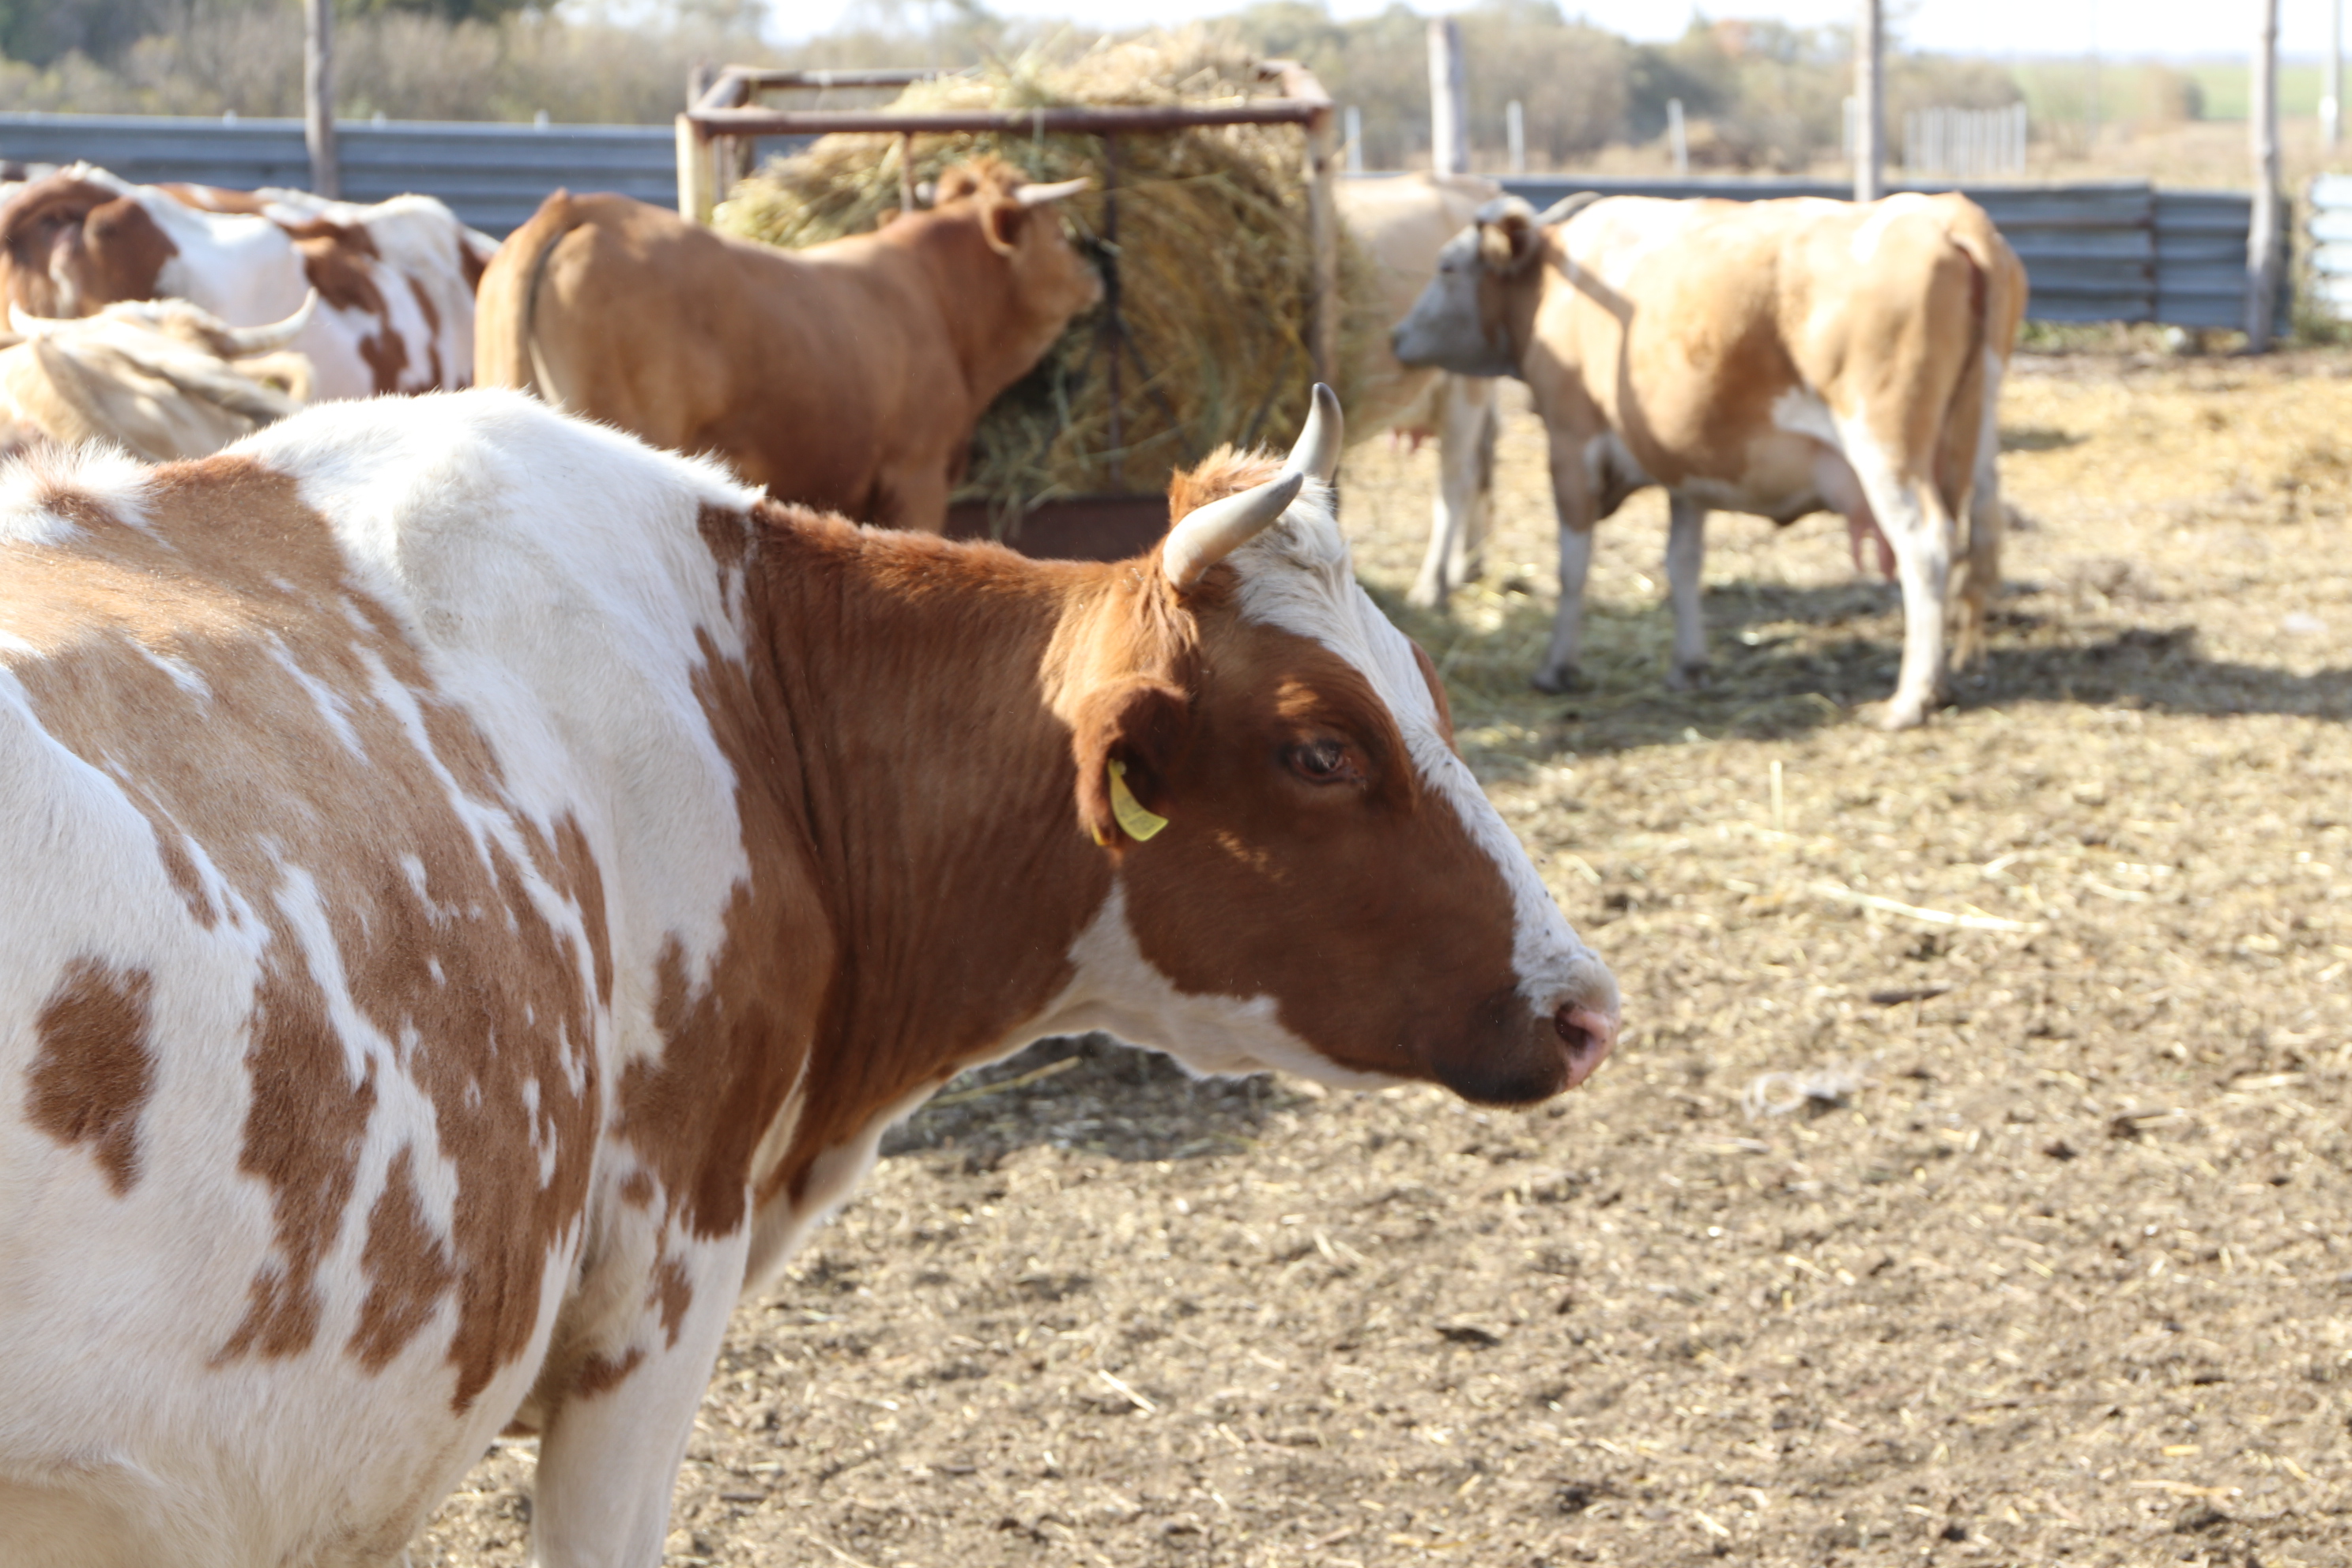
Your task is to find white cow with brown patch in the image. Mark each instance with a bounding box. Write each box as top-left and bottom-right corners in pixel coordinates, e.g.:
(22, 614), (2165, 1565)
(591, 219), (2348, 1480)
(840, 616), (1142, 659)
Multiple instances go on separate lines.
(0, 165), (494, 401)
(0, 386), (1618, 1562)
(1391, 191), (2027, 729)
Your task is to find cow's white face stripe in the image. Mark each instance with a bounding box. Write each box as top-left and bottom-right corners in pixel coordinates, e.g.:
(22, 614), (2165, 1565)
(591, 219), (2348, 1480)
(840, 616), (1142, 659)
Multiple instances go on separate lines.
(1225, 481), (1615, 1020)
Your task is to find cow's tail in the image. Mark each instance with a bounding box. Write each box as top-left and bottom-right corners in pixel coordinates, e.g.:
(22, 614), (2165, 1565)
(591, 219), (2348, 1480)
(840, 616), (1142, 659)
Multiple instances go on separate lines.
(474, 189), (586, 405)
(1934, 206), (2026, 670)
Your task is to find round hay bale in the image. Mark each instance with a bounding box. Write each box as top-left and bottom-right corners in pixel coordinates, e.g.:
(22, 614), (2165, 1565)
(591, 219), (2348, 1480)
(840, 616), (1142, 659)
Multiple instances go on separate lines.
(715, 32), (1391, 524)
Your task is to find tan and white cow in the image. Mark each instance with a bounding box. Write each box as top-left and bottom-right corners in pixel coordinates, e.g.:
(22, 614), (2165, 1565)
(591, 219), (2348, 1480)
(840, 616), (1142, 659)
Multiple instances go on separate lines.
(1334, 172), (1506, 609)
(0, 165), (494, 401)
(0, 386), (1617, 1563)
(1391, 191), (2027, 729)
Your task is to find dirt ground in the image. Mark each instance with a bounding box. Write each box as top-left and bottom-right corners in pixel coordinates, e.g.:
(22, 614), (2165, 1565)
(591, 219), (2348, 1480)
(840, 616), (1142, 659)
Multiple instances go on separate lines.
(416, 352), (2352, 1567)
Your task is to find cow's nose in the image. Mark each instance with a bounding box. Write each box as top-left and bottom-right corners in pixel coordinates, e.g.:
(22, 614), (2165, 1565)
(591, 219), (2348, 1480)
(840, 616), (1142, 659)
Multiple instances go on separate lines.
(1554, 1003), (1617, 1090)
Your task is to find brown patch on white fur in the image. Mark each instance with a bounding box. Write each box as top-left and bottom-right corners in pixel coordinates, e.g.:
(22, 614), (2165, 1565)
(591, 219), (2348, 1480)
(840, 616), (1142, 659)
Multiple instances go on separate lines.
(1, 455), (605, 1410)
(22, 958), (156, 1196)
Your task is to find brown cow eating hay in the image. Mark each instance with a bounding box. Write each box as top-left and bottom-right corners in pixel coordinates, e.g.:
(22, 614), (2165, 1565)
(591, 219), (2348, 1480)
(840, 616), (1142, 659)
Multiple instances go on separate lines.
(475, 158), (1101, 529)
(0, 382), (1615, 1562)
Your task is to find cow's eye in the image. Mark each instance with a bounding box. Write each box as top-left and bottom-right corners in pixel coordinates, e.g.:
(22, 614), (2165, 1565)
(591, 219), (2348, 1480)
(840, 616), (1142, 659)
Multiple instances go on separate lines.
(1287, 738), (1357, 783)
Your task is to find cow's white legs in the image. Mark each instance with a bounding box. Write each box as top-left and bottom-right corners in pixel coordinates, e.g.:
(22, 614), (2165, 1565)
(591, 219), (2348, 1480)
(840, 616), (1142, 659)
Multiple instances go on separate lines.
(1663, 494), (1709, 688)
(1951, 349), (2008, 673)
(1848, 464), (1954, 731)
(531, 1230), (750, 1568)
(1536, 524), (1597, 693)
(1407, 375), (1498, 609)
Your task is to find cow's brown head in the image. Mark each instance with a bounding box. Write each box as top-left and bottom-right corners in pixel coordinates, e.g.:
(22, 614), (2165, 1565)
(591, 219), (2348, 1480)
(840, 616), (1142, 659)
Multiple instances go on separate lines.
(1052, 386), (1619, 1106)
(925, 157), (1102, 379)
(0, 171), (179, 319)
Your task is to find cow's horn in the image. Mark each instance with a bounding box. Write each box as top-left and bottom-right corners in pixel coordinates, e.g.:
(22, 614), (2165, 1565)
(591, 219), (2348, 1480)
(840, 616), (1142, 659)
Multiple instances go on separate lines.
(1161, 469), (1304, 590)
(1015, 176), (1092, 208)
(220, 290), (317, 355)
(7, 304), (75, 340)
(1283, 383), (1343, 484)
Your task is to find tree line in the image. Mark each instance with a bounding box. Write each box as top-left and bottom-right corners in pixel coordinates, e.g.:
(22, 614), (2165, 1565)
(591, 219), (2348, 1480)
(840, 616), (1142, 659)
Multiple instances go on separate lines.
(0, 0), (2027, 175)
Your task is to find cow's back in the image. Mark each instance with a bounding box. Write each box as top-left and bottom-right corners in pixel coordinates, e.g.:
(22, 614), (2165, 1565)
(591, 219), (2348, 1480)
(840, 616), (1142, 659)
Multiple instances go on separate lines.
(0, 395), (760, 1562)
(1544, 195), (2000, 492)
(477, 193), (912, 514)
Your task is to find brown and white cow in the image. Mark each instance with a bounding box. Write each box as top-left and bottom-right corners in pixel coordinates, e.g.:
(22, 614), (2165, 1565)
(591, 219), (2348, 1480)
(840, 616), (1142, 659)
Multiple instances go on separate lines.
(0, 295), (315, 461)
(1391, 192), (2027, 729)
(0, 384), (1615, 1562)
(1336, 172), (1513, 611)
(474, 158), (1101, 530)
(0, 165), (494, 401)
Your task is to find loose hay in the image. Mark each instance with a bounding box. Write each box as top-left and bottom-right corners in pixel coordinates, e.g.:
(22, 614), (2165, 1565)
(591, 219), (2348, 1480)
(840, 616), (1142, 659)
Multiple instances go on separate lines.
(715, 33), (1388, 522)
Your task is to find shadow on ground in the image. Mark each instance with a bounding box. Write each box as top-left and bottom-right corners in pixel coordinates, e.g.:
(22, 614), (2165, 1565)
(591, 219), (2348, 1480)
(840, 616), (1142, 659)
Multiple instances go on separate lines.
(1374, 575), (2352, 760)
(882, 1033), (1313, 1167)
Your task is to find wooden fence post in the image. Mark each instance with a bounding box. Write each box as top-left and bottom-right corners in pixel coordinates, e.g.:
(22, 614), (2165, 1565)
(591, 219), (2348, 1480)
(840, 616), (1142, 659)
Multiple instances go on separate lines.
(1853, 0), (1882, 202)
(677, 115), (715, 223)
(1306, 101), (1339, 388)
(2250, 0), (2282, 349)
(1427, 18), (1468, 176)
(304, 0), (337, 199)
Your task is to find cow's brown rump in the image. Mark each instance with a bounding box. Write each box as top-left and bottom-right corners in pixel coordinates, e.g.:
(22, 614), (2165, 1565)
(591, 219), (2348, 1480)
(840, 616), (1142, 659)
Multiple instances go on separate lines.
(475, 160), (1101, 531)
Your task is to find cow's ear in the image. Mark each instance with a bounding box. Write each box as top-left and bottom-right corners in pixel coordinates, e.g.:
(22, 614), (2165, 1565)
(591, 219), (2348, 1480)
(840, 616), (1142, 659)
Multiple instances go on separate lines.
(1070, 677), (1189, 849)
(980, 195), (1027, 257)
(1478, 209), (1540, 277)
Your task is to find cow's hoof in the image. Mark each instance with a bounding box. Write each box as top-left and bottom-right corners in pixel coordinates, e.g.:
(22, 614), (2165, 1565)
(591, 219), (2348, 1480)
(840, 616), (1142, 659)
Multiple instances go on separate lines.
(1870, 698), (1932, 731)
(1666, 662), (1710, 692)
(1531, 666), (1585, 695)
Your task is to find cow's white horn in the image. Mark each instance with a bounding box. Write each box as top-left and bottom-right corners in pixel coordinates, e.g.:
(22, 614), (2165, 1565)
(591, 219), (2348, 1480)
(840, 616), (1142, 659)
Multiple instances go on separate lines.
(1161, 469), (1304, 590)
(7, 304), (74, 340)
(1283, 383), (1343, 484)
(1015, 176), (1093, 208)
(220, 290), (317, 355)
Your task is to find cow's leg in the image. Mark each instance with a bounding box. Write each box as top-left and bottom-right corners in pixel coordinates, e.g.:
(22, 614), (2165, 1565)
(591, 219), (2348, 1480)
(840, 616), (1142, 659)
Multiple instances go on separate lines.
(1535, 435), (1600, 692)
(1951, 351), (2008, 674)
(1849, 465), (1954, 731)
(1408, 376), (1498, 609)
(530, 1231), (749, 1568)
(1452, 375), (1498, 589)
(874, 465), (952, 534)
(1663, 493), (1709, 689)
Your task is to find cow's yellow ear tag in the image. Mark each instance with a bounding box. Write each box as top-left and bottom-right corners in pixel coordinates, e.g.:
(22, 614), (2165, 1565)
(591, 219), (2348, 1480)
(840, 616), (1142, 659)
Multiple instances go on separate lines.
(1107, 758), (1168, 842)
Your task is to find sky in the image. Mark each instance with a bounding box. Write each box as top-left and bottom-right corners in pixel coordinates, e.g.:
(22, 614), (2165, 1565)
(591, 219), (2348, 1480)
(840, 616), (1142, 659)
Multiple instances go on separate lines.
(780, 0), (2352, 60)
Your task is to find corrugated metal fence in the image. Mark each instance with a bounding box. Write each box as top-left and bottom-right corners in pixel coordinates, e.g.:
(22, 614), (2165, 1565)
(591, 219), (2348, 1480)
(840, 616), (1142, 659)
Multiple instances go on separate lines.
(0, 114), (2285, 327)
(1500, 175), (2282, 330)
(2304, 175), (2352, 316)
(0, 111), (674, 236)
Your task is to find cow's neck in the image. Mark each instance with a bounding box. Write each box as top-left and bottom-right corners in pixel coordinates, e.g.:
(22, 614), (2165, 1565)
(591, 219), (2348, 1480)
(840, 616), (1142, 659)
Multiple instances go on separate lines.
(894, 217), (1049, 411)
(722, 510), (1115, 1265)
